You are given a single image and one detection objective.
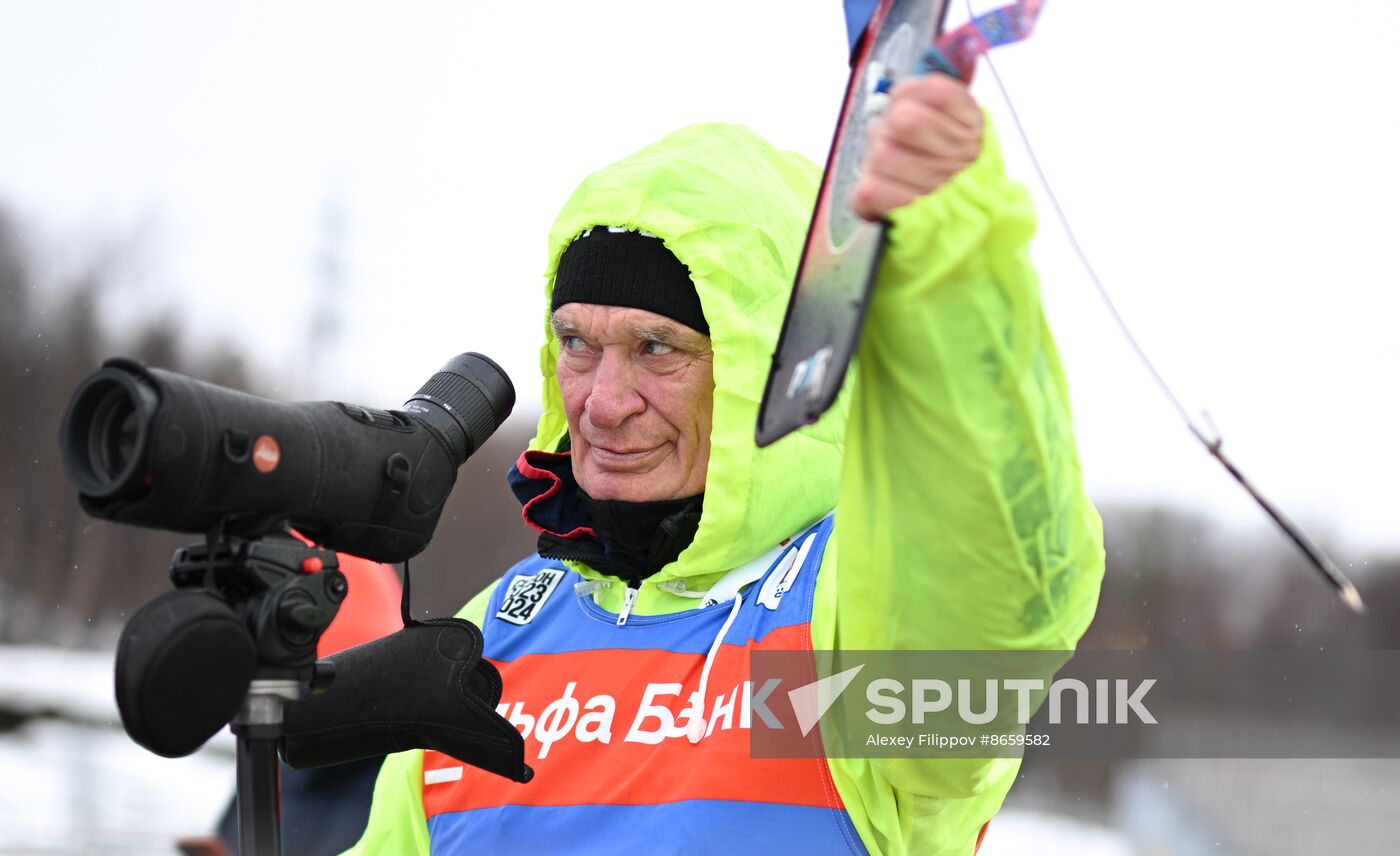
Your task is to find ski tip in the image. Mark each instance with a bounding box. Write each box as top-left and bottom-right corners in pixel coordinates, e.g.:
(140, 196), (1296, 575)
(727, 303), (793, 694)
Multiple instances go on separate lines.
(1339, 582), (1367, 615)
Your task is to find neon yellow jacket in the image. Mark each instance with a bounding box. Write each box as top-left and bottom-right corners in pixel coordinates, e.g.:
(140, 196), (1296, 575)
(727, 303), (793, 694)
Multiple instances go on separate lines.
(346, 118), (1104, 855)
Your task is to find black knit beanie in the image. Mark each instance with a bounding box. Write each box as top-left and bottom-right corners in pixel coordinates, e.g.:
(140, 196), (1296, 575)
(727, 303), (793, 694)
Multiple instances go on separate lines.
(551, 227), (709, 335)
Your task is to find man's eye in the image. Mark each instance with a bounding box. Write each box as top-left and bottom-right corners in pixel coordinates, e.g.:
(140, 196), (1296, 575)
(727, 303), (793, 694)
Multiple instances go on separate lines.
(561, 336), (585, 352)
(643, 341), (675, 356)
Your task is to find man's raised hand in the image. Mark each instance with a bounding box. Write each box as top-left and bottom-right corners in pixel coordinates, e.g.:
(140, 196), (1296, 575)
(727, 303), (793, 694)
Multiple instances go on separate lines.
(850, 74), (984, 221)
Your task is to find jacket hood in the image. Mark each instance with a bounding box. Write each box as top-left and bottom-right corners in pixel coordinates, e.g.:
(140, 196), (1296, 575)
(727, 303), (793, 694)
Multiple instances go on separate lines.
(528, 123), (849, 583)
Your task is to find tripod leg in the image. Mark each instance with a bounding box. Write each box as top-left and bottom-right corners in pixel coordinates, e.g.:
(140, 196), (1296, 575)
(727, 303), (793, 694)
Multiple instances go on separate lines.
(235, 732), (282, 855)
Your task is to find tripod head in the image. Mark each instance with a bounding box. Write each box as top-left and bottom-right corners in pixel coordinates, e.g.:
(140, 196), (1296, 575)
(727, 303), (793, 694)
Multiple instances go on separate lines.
(115, 529), (345, 759)
(170, 533), (347, 672)
(117, 526), (531, 855)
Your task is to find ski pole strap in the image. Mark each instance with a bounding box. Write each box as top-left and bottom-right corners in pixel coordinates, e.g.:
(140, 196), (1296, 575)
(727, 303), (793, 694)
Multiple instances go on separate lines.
(921, 0), (1044, 81)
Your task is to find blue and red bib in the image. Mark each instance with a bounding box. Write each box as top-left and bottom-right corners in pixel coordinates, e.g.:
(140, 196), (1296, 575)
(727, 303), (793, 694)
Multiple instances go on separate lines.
(420, 515), (867, 854)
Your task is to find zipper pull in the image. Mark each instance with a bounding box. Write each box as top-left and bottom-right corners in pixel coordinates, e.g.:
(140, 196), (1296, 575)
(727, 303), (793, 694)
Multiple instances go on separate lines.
(617, 582), (640, 626)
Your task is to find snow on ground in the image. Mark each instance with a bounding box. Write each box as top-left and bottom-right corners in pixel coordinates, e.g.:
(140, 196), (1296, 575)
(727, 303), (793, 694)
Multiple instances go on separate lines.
(980, 808), (1134, 856)
(1, 644), (235, 854)
(0, 718), (232, 855)
(0, 644), (124, 725)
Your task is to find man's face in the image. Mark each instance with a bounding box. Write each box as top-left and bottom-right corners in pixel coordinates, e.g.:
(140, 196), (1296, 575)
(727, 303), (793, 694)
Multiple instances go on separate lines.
(551, 303), (713, 502)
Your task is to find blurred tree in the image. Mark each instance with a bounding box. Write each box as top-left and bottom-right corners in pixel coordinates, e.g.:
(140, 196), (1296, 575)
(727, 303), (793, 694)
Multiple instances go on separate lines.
(1083, 504), (1234, 649)
(0, 209), (28, 345)
(0, 206), (256, 645)
(1359, 559), (1400, 648)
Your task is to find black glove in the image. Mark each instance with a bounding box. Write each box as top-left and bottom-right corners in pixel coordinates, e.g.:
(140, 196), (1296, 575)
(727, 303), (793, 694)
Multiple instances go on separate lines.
(280, 617), (532, 783)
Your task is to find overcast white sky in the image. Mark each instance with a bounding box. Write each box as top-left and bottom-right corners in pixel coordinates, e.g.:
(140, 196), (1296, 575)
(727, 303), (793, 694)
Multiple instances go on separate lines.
(1, 0), (1396, 556)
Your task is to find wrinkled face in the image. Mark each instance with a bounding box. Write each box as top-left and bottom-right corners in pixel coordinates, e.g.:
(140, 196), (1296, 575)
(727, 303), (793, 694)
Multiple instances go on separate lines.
(551, 303), (714, 502)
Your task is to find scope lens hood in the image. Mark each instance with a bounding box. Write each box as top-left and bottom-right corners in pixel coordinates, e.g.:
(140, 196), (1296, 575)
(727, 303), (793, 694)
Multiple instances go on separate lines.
(60, 358), (161, 500)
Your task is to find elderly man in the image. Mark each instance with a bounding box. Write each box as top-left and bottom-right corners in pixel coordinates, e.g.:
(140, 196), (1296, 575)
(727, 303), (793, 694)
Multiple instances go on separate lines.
(347, 74), (1104, 855)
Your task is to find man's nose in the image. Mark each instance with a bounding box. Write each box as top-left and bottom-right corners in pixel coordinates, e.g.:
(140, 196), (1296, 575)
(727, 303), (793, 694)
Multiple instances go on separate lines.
(585, 349), (645, 429)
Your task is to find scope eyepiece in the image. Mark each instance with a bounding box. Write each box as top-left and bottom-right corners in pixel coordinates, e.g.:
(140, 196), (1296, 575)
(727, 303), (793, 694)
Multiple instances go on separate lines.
(403, 352), (516, 461)
(60, 361), (160, 501)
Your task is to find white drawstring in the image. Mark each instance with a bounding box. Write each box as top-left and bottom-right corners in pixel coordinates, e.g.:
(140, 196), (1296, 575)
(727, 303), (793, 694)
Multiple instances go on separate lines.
(681, 542), (792, 743)
(688, 593), (745, 743)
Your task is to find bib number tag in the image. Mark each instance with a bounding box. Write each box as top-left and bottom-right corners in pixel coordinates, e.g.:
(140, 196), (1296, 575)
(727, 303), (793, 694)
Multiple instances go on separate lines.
(496, 568), (566, 626)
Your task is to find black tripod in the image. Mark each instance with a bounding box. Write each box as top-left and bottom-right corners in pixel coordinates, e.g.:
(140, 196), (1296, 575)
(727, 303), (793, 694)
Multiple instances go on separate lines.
(230, 675), (310, 854)
(165, 533), (347, 856)
(125, 528), (531, 856)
